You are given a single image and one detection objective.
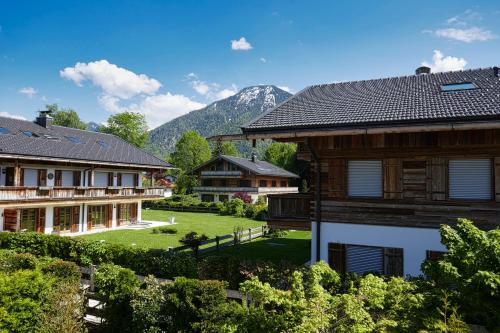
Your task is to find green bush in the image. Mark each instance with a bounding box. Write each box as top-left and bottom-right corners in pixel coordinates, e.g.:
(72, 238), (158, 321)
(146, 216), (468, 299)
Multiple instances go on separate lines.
(0, 232), (198, 279)
(220, 198), (245, 217)
(41, 259), (81, 284)
(151, 226), (178, 234)
(0, 251), (84, 333)
(130, 276), (228, 332)
(94, 263), (140, 332)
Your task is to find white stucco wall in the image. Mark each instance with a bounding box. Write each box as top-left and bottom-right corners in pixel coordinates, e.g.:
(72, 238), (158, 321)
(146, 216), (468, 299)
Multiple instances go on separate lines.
(311, 221), (446, 276)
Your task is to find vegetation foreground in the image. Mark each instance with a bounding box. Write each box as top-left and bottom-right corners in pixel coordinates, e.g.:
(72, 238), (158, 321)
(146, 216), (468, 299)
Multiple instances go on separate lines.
(0, 219), (497, 332)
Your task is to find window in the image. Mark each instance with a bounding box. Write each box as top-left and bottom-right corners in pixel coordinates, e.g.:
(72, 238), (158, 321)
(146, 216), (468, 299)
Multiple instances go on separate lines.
(57, 207), (74, 232)
(97, 140), (110, 149)
(20, 209), (36, 232)
(118, 203), (137, 225)
(219, 195), (229, 202)
(239, 180), (250, 187)
(202, 179), (213, 186)
(22, 131), (39, 137)
(229, 164), (239, 171)
(0, 127), (10, 135)
(259, 180), (267, 187)
(88, 205), (107, 228)
(328, 243), (403, 276)
(220, 179), (227, 187)
(280, 180), (287, 187)
(426, 250), (446, 262)
(271, 180), (277, 187)
(348, 160), (383, 197)
(201, 194), (215, 202)
(449, 159), (492, 200)
(441, 82), (477, 92)
(65, 136), (81, 144)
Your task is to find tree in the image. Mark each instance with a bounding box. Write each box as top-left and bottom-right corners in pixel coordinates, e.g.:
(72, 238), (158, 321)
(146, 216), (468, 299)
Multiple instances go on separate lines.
(99, 112), (149, 148)
(46, 104), (87, 130)
(179, 232), (208, 257)
(422, 219), (500, 328)
(170, 131), (211, 172)
(212, 141), (239, 157)
(263, 142), (297, 172)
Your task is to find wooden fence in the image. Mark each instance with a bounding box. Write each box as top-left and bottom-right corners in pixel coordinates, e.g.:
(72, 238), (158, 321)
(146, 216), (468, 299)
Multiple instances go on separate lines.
(169, 225), (268, 254)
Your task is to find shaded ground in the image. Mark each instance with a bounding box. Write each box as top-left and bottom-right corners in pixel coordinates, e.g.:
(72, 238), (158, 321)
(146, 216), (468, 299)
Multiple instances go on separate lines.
(215, 230), (311, 265)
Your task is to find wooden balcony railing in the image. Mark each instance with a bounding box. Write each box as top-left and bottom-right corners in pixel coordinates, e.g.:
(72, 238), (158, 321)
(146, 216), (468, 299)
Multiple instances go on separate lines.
(0, 186), (166, 202)
(267, 194), (311, 230)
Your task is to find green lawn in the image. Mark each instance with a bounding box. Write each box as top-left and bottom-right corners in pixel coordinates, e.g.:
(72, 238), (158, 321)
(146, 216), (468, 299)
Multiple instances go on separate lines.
(77, 209), (265, 249)
(215, 230), (311, 265)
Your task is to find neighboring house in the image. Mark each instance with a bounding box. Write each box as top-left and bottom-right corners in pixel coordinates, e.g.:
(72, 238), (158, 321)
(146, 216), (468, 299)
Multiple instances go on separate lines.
(0, 111), (171, 234)
(238, 66), (500, 276)
(192, 154), (299, 203)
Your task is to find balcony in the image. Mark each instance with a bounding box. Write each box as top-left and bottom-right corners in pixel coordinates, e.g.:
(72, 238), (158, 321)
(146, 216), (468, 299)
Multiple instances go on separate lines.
(267, 194), (311, 230)
(193, 186), (299, 194)
(200, 170), (243, 178)
(0, 186), (166, 203)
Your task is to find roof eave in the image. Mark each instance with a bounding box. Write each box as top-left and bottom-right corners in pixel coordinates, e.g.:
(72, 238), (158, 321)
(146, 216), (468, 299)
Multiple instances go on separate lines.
(0, 153), (172, 170)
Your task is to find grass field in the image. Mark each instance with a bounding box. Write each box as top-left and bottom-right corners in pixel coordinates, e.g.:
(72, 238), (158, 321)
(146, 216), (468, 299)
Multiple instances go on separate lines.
(215, 230), (311, 265)
(77, 209), (265, 249)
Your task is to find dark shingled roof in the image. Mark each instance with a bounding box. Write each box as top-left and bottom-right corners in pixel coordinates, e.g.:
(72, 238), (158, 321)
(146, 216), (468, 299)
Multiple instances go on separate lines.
(193, 155), (299, 178)
(243, 67), (500, 132)
(0, 116), (171, 168)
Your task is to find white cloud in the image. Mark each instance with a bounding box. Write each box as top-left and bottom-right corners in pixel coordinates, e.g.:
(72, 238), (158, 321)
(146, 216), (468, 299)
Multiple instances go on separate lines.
(61, 60), (205, 128)
(99, 93), (206, 128)
(259, 57), (267, 63)
(277, 86), (291, 93)
(231, 37), (253, 51)
(60, 60), (161, 99)
(18, 87), (37, 98)
(426, 9), (496, 43)
(422, 50), (467, 73)
(215, 84), (238, 99)
(186, 73), (238, 101)
(434, 27), (496, 43)
(0, 111), (26, 120)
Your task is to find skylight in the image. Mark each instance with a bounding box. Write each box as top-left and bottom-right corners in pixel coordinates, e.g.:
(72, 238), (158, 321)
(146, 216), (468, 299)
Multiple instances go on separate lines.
(441, 82), (477, 92)
(97, 140), (110, 149)
(0, 127), (10, 135)
(65, 136), (81, 144)
(22, 131), (39, 137)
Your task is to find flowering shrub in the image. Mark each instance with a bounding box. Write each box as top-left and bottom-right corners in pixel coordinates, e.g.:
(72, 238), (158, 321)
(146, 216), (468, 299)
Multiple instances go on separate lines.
(233, 192), (252, 203)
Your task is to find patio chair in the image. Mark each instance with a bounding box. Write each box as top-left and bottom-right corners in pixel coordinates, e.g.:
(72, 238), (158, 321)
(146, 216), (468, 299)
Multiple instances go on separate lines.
(168, 216), (175, 225)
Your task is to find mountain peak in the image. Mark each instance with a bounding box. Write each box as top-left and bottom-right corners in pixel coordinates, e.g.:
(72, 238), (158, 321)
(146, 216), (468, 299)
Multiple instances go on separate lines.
(148, 85), (292, 155)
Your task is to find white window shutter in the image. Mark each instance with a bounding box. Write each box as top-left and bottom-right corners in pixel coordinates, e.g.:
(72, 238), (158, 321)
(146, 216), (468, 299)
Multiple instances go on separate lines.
(449, 159), (492, 200)
(348, 160), (383, 197)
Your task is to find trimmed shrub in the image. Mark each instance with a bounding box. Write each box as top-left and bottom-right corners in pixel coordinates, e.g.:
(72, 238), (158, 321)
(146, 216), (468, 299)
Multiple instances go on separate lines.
(41, 259), (81, 284)
(151, 226), (178, 234)
(0, 232), (198, 279)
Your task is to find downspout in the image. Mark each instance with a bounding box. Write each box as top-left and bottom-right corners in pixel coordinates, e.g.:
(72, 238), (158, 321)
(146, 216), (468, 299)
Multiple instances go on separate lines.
(306, 138), (321, 262)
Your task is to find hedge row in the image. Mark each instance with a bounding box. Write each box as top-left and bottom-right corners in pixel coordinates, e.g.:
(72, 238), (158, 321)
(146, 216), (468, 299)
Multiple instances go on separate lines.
(0, 232), (198, 279)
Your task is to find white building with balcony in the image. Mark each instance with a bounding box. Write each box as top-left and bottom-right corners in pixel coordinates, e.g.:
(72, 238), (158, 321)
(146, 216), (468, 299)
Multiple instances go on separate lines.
(0, 111), (171, 234)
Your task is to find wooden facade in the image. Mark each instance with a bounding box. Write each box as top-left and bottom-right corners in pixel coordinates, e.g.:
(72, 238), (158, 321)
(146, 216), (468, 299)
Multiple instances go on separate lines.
(294, 128), (500, 229)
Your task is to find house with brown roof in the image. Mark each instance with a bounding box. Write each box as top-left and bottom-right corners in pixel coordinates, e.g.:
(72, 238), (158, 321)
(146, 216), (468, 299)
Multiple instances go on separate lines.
(0, 111), (171, 234)
(237, 66), (500, 276)
(192, 154), (299, 203)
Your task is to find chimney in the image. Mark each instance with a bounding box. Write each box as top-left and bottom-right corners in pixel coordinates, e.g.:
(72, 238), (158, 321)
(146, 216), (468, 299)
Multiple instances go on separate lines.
(251, 152), (257, 163)
(415, 66), (431, 75)
(35, 110), (53, 128)
(494, 66), (499, 78)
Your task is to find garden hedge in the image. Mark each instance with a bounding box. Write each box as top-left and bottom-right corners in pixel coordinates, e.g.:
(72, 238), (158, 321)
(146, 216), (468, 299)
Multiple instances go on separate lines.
(0, 232), (198, 279)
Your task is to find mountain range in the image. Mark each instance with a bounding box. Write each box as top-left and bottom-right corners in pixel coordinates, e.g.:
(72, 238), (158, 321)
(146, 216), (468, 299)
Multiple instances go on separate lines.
(147, 85), (292, 157)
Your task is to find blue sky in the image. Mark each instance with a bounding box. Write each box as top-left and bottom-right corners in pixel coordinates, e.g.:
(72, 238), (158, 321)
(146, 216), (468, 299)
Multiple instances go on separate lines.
(1, 0), (499, 128)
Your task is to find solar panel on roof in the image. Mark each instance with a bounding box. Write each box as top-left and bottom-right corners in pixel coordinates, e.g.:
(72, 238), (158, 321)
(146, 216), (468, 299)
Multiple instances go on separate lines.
(65, 136), (81, 144)
(22, 131), (39, 137)
(97, 140), (110, 149)
(0, 127), (10, 135)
